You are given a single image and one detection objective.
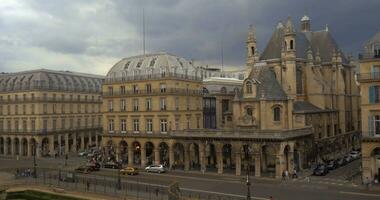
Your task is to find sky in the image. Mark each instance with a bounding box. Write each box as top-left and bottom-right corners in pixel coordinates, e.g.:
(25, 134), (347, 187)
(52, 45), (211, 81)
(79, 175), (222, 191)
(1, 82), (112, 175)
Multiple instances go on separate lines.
(0, 0), (378, 75)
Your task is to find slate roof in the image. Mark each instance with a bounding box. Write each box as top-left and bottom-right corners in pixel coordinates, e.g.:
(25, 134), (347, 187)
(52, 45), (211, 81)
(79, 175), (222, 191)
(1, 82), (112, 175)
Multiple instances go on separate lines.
(0, 69), (104, 93)
(247, 66), (287, 100)
(260, 25), (348, 63)
(293, 101), (323, 113)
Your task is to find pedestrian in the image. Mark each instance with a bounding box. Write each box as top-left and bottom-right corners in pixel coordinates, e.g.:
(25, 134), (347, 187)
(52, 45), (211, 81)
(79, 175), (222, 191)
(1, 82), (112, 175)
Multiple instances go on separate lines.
(285, 170), (289, 180)
(269, 196), (274, 200)
(365, 177), (370, 189)
(293, 168), (297, 179)
(282, 171), (286, 180)
(86, 180), (90, 191)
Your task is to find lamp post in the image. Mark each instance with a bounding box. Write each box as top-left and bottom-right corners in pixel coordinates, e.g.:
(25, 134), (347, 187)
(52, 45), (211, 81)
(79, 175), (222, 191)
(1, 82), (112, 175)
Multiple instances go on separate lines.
(245, 146), (252, 200)
(117, 167), (121, 190)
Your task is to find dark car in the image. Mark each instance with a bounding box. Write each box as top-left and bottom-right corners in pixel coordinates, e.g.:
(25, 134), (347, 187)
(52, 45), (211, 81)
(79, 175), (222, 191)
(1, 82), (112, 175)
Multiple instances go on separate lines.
(75, 165), (92, 174)
(313, 165), (328, 176)
(86, 162), (101, 171)
(344, 155), (352, 163)
(326, 160), (338, 170)
(103, 162), (122, 169)
(337, 158), (347, 166)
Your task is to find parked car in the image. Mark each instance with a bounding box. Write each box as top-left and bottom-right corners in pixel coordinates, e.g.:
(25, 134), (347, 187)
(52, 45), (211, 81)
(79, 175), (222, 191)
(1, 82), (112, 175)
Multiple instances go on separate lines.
(344, 155), (352, 163)
(326, 160), (338, 170)
(337, 158), (347, 166)
(103, 161), (121, 169)
(86, 162), (100, 171)
(313, 165), (328, 176)
(120, 167), (139, 175)
(75, 165), (92, 174)
(145, 165), (166, 173)
(350, 151), (361, 159)
(78, 150), (88, 157)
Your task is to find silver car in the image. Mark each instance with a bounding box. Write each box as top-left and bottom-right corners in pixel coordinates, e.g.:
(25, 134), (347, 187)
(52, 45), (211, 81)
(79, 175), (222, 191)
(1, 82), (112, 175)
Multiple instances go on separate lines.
(145, 165), (166, 173)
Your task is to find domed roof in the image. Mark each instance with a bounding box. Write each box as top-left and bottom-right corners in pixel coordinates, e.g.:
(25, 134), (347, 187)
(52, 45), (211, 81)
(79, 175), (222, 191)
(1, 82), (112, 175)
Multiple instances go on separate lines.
(301, 15), (310, 21)
(0, 69), (104, 93)
(106, 52), (202, 82)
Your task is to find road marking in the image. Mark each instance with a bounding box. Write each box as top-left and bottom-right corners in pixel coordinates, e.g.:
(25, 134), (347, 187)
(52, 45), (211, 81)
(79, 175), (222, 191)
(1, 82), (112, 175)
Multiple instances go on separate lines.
(339, 191), (380, 197)
(181, 187), (270, 200)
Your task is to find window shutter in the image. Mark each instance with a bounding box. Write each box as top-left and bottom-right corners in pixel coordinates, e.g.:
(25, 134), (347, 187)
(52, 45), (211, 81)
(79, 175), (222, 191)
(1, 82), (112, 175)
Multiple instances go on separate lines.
(369, 86), (375, 103)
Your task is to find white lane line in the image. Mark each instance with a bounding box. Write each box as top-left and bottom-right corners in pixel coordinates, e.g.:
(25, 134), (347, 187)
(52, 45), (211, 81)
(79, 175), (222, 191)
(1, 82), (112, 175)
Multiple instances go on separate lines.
(339, 191), (380, 197)
(182, 187), (270, 200)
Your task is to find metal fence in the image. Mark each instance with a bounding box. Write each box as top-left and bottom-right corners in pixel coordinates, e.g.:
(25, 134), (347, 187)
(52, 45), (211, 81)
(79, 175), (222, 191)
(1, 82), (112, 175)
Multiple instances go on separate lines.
(3, 168), (247, 200)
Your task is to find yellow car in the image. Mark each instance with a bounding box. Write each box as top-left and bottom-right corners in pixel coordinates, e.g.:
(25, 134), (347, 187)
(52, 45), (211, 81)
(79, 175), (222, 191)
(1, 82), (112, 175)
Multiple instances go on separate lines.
(120, 167), (139, 175)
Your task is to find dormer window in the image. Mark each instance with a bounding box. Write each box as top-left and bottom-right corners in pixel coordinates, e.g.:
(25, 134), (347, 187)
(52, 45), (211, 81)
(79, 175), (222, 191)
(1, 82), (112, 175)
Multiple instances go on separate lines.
(149, 58), (157, 67)
(136, 59), (143, 68)
(124, 61), (131, 70)
(273, 106), (281, 122)
(290, 40), (294, 50)
(246, 82), (253, 94)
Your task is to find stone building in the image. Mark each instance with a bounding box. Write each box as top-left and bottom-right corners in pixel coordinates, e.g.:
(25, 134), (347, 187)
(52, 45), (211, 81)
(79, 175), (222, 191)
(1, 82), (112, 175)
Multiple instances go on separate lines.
(101, 16), (360, 178)
(360, 31), (380, 182)
(0, 69), (103, 158)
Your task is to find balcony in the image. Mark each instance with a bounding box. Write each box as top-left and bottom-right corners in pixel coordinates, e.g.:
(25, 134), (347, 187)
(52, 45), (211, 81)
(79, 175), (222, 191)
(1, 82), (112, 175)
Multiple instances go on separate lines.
(103, 88), (203, 97)
(357, 72), (380, 82)
(104, 72), (202, 84)
(0, 126), (102, 136)
(0, 97), (102, 104)
(359, 53), (380, 60)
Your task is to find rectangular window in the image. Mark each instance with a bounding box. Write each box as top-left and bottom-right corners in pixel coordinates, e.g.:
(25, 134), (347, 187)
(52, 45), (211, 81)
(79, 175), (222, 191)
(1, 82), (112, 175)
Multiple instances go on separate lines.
(62, 118), (65, 129)
(23, 120), (27, 131)
(43, 120), (48, 131)
(197, 117), (200, 128)
(70, 119), (73, 129)
(61, 104), (65, 114)
(146, 98), (152, 111)
(133, 85), (139, 94)
(15, 105), (18, 115)
(175, 97), (179, 111)
(160, 83), (166, 93)
(43, 104), (47, 114)
(146, 84), (152, 94)
(146, 119), (153, 133)
(108, 119), (114, 132)
(0, 105), (3, 115)
(52, 119), (56, 130)
(121, 119), (127, 133)
(120, 99), (126, 111)
(77, 119), (81, 128)
(186, 118), (190, 129)
(31, 104), (35, 114)
(52, 104), (56, 113)
(160, 98), (166, 111)
(186, 97), (190, 110)
(133, 119), (140, 133)
(160, 119), (168, 133)
(108, 100), (113, 112)
(108, 86), (113, 96)
(22, 104), (26, 114)
(120, 86), (126, 95)
(133, 99), (139, 111)
(175, 118), (180, 130)
(369, 85), (380, 103)
(31, 120), (35, 131)
(0, 120), (3, 131)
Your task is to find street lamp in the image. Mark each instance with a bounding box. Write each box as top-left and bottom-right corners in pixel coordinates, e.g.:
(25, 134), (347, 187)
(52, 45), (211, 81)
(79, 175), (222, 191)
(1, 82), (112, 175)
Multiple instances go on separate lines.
(33, 141), (37, 178)
(244, 146), (252, 200)
(117, 168), (121, 190)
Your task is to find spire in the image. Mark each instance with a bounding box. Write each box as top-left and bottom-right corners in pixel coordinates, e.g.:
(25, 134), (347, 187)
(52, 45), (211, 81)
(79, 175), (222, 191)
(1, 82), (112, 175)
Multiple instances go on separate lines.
(247, 25), (256, 42)
(301, 15), (311, 32)
(307, 46), (313, 64)
(332, 48), (337, 63)
(246, 25), (257, 67)
(325, 24), (329, 32)
(285, 16), (294, 34)
(336, 49), (342, 63)
(315, 48), (321, 64)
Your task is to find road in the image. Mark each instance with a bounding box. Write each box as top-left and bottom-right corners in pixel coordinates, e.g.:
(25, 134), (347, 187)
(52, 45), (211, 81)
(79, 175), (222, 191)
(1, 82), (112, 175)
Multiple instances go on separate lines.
(1, 156), (379, 200)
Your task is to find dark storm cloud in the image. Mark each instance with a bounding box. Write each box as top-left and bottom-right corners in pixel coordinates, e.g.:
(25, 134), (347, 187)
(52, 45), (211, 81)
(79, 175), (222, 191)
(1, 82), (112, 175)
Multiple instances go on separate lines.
(0, 0), (378, 74)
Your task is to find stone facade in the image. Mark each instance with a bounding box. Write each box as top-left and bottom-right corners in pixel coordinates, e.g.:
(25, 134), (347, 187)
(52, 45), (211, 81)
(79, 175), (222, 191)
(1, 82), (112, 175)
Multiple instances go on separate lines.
(359, 31), (380, 182)
(0, 69), (103, 158)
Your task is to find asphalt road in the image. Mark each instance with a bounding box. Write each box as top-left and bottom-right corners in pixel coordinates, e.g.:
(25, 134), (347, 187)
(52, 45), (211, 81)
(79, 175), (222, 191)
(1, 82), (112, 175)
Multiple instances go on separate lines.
(1, 156), (380, 200)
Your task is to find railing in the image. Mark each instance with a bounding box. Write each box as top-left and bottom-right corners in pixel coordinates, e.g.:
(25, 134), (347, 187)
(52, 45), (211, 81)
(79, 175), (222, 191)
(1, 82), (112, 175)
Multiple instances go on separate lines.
(0, 97), (102, 104)
(0, 126), (102, 135)
(103, 88), (203, 97)
(104, 72), (202, 84)
(0, 84), (102, 93)
(359, 53), (380, 60)
(357, 72), (380, 81)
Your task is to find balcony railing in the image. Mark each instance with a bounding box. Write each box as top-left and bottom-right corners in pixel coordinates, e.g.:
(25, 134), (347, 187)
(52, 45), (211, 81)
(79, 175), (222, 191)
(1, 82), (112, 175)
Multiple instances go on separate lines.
(0, 126), (102, 135)
(359, 53), (380, 60)
(0, 97), (102, 104)
(357, 72), (380, 81)
(104, 72), (202, 84)
(103, 88), (203, 97)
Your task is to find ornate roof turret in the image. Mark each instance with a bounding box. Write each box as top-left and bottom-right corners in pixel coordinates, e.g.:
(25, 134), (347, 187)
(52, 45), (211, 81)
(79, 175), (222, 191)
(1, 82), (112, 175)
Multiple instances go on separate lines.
(285, 16), (295, 34)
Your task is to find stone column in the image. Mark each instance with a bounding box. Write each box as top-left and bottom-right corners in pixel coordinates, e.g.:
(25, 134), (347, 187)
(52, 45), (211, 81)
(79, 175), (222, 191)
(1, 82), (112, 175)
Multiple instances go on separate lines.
(88, 132), (92, 147)
(80, 133), (85, 150)
(72, 134), (77, 152)
(58, 135), (62, 156)
(27, 140), (32, 157)
(95, 133), (99, 147)
(287, 150), (294, 172)
(64, 134), (69, 154)
(235, 152), (241, 176)
(4, 139), (8, 155)
(36, 142), (41, 158)
(199, 143), (206, 172)
(128, 146), (133, 166)
(254, 153), (261, 177)
(140, 148), (146, 167)
(275, 154), (284, 179)
(216, 147), (223, 174)
(169, 147), (174, 169)
(154, 149), (160, 165)
(49, 135), (54, 156)
(10, 138), (15, 156)
(18, 139), (22, 156)
(184, 145), (190, 171)
(115, 145), (120, 161)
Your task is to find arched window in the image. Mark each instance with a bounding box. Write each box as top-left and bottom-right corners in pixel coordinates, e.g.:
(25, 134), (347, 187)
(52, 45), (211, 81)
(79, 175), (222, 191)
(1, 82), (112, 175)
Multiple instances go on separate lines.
(290, 40), (294, 50)
(246, 107), (253, 116)
(273, 107), (281, 121)
(251, 47), (255, 55)
(246, 82), (253, 94)
(296, 67), (303, 94)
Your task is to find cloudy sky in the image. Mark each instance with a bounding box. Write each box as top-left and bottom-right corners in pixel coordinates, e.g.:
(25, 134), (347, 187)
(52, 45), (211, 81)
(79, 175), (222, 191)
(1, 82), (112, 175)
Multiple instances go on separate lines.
(0, 0), (378, 75)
